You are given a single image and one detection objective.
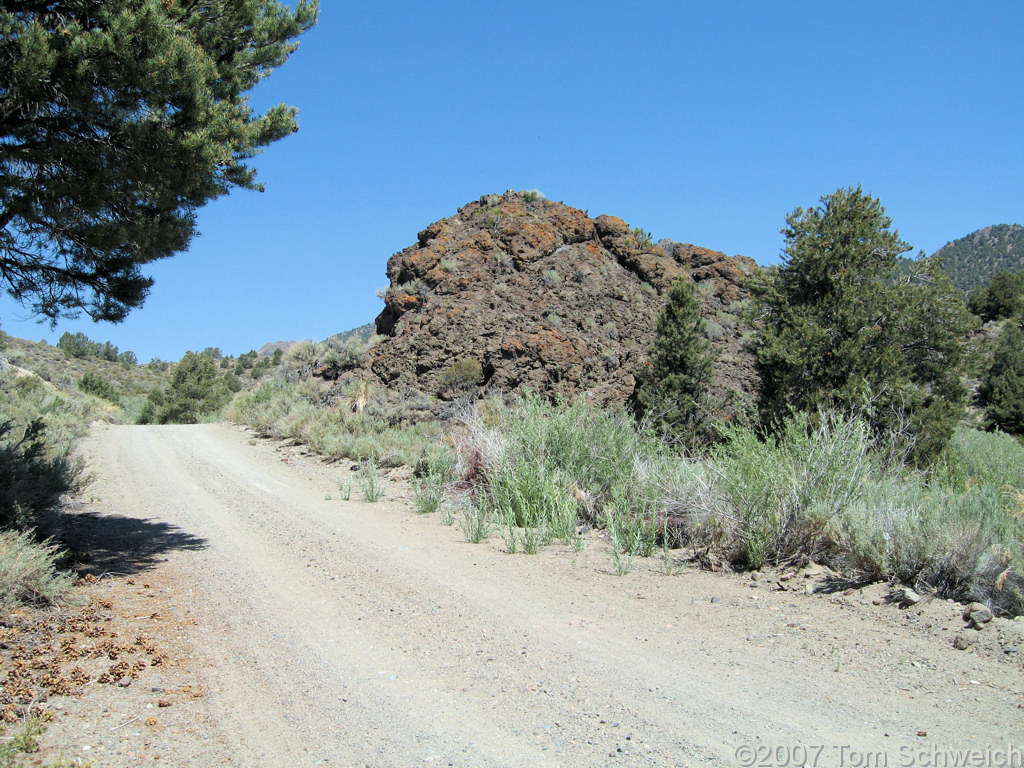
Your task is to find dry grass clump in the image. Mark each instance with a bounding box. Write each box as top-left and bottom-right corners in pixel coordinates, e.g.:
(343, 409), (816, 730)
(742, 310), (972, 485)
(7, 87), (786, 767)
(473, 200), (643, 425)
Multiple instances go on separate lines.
(226, 376), (443, 466)
(442, 396), (1024, 614)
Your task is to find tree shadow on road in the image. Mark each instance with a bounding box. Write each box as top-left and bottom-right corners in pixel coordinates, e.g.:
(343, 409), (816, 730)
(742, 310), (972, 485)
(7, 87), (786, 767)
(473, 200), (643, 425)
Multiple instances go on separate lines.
(52, 503), (208, 577)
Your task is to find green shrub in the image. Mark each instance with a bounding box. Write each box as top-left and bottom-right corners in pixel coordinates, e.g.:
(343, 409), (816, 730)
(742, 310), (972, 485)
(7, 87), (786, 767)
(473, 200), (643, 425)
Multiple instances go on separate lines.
(970, 271), (1024, 322)
(135, 388), (164, 424)
(0, 419), (88, 530)
(0, 716), (47, 765)
(631, 227), (653, 249)
(436, 357), (482, 398)
(635, 275), (717, 449)
(78, 371), (121, 406)
(751, 187), (971, 466)
(983, 321), (1024, 435)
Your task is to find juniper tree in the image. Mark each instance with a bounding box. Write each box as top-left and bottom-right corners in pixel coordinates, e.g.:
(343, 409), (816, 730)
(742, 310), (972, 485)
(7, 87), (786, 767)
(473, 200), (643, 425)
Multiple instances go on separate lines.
(751, 186), (972, 463)
(157, 350), (232, 424)
(637, 275), (717, 446)
(0, 0), (318, 322)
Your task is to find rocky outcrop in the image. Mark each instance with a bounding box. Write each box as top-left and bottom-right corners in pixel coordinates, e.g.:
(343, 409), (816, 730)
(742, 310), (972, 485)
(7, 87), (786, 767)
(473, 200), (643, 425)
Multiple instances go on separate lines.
(365, 191), (759, 409)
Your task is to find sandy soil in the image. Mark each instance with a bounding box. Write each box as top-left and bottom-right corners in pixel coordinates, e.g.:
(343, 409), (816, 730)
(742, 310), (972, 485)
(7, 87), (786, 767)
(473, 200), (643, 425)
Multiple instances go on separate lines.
(18, 423), (1024, 767)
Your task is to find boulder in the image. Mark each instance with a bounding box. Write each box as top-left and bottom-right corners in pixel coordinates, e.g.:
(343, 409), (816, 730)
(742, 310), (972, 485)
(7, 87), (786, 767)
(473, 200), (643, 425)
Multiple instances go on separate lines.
(363, 191), (759, 408)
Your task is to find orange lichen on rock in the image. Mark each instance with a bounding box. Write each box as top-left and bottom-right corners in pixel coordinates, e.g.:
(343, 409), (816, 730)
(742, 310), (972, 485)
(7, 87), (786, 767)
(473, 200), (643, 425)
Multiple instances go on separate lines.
(363, 190), (758, 409)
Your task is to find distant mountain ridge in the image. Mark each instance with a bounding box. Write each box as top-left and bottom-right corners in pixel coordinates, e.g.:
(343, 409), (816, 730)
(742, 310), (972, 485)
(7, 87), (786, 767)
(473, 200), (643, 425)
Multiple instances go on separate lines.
(256, 323), (376, 358)
(327, 322), (375, 346)
(932, 224), (1024, 295)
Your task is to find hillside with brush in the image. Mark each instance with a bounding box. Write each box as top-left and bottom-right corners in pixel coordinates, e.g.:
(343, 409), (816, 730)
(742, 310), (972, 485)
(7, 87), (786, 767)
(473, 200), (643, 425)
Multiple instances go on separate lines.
(933, 224), (1024, 294)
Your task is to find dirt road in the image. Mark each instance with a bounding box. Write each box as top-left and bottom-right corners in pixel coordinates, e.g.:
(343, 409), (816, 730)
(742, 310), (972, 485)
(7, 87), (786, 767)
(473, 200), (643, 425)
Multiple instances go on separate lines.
(42, 423), (1024, 767)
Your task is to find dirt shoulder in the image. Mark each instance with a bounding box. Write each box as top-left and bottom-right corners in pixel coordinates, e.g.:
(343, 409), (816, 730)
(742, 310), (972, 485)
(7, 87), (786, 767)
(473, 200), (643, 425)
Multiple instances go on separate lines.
(7, 423), (1023, 767)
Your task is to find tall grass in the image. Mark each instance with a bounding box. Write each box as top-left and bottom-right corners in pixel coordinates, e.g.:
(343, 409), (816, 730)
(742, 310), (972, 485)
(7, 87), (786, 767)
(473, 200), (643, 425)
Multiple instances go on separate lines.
(708, 412), (877, 569)
(451, 393), (668, 555)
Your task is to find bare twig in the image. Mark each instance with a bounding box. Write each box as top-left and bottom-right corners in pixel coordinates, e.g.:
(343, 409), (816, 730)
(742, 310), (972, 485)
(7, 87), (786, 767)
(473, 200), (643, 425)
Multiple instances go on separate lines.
(110, 715), (142, 732)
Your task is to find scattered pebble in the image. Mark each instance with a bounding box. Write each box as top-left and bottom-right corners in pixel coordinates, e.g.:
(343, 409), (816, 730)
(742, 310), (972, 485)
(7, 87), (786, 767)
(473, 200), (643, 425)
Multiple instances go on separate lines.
(901, 588), (923, 607)
(953, 634), (975, 650)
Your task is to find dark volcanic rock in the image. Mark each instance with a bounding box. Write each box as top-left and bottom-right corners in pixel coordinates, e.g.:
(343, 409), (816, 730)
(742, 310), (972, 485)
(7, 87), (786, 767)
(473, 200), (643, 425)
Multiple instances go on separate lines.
(365, 191), (758, 408)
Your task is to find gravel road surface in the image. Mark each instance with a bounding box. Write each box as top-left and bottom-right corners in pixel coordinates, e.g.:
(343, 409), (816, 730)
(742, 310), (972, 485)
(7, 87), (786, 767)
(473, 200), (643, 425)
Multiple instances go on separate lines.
(41, 423), (1023, 767)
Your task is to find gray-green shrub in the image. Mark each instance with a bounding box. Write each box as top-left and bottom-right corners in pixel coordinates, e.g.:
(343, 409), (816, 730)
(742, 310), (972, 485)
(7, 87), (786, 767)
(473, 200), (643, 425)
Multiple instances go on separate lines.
(448, 395), (1024, 614)
(698, 413), (1024, 613)
(1, 374), (91, 531)
(356, 456), (385, 502)
(227, 377), (444, 466)
(450, 393), (667, 554)
(0, 530), (73, 611)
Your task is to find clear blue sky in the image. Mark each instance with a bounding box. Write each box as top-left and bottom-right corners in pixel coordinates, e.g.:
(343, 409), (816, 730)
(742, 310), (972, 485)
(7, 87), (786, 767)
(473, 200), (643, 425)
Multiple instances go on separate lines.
(2, 1), (1022, 362)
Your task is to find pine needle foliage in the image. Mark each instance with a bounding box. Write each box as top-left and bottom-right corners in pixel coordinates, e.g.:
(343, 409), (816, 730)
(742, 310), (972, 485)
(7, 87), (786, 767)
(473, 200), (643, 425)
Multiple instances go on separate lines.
(751, 186), (973, 464)
(984, 320), (1024, 435)
(636, 275), (716, 446)
(0, 0), (318, 321)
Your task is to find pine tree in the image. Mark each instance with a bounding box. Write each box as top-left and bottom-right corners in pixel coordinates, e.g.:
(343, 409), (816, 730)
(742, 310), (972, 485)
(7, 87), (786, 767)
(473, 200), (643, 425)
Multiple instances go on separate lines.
(984, 321), (1024, 435)
(970, 271), (1024, 322)
(0, 1), (318, 322)
(637, 275), (716, 445)
(751, 187), (972, 463)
